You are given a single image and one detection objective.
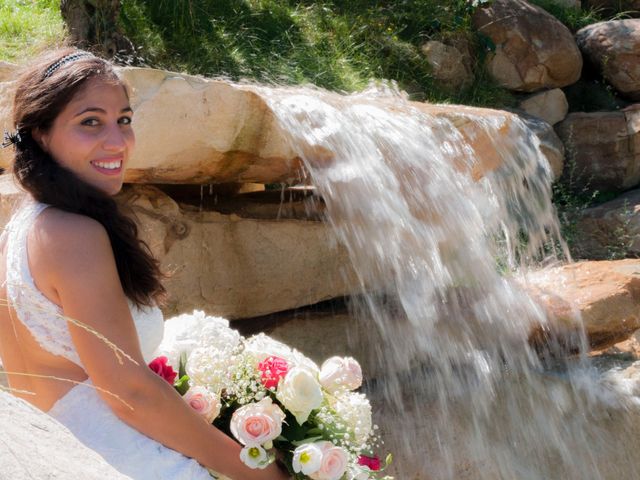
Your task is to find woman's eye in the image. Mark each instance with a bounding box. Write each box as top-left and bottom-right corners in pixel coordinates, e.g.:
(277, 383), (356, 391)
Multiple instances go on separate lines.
(119, 116), (133, 125)
(81, 118), (100, 126)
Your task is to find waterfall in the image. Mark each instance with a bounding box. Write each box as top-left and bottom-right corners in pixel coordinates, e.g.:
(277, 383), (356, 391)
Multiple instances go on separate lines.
(251, 83), (639, 479)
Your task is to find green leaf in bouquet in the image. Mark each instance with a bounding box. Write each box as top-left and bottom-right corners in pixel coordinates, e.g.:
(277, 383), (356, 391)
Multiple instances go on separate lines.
(384, 453), (393, 468)
(174, 374), (191, 396)
(280, 411), (310, 442)
(178, 351), (188, 379)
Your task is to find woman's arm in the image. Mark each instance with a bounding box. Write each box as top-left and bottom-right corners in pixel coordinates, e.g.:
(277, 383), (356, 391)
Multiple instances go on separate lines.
(34, 211), (287, 480)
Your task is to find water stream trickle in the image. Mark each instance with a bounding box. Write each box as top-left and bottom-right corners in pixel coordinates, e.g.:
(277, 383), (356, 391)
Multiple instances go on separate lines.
(250, 83), (639, 479)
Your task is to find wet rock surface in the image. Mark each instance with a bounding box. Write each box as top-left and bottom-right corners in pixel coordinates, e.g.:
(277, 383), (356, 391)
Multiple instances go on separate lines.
(524, 259), (640, 349)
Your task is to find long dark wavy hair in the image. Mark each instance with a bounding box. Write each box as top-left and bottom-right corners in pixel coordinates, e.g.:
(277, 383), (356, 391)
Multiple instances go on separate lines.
(10, 48), (165, 308)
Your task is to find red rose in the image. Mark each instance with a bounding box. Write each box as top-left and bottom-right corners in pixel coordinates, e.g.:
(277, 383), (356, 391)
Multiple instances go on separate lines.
(258, 356), (289, 389)
(148, 356), (177, 384)
(358, 455), (381, 471)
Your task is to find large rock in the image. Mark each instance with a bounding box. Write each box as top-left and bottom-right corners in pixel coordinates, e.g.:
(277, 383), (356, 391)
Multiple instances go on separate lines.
(1, 64), (564, 185)
(524, 259), (640, 349)
(0, 391), (130, 479)
(555, 106), (640, 192)
(519, 88), (569, 125)
(572, 188), (640, 260)
(420, 103), (564, 180)
(118, 185), (357, 319)
(577, 20), (640, 100)
(472, 0), (582, 92)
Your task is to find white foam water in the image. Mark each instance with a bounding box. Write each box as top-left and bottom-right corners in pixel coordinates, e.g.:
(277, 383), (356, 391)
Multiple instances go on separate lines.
(250, 82), (640, 479)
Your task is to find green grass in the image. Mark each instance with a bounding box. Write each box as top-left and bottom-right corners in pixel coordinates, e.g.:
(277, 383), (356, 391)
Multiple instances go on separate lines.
(0, 0), (65, 63)
(0, 0), (619, 108)
(117, 0), (513, 106)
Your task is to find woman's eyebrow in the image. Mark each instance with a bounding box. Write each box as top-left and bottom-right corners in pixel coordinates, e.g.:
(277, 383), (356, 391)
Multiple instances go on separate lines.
(73, 106), (133, 117)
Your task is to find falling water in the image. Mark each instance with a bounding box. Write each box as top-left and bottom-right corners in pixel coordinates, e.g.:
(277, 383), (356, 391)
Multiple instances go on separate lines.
(249, 83), (640, 479)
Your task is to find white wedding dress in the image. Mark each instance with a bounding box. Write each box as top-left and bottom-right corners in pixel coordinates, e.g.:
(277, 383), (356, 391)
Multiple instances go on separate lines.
(3, 201), (213, 480)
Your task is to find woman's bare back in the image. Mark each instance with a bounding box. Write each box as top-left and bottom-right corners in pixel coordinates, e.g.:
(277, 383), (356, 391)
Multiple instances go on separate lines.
(0, 209), (87, 412)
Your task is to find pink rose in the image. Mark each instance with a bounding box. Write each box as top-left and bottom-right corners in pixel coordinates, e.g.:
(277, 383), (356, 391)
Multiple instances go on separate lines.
(230, 397), (286, 447)
(148, 356), (177, 384)
(258, 356), (289, 389)
(309, 442), (349, 480)
(358, 455), (381, 471)
(183, 386), (221, 423)
(319, 356), (362, 392)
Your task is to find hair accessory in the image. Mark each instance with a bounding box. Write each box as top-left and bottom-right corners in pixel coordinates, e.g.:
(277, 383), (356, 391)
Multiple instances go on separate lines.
(43, 52), (94, 79)
(1, 129), (22, 149)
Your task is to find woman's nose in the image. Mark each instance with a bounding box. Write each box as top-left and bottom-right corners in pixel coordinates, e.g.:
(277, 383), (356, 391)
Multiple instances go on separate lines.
(102, 123), (127, 151)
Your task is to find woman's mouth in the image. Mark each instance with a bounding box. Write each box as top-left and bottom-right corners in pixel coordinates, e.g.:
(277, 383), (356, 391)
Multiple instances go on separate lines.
(91, 159), (123, 175)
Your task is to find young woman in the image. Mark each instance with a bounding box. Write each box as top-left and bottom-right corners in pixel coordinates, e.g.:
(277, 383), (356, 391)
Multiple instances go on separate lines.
(0, 48), (288, 480)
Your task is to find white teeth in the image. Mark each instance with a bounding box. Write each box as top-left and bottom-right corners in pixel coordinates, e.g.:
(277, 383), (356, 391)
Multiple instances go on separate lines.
(93, 160), (121, 170)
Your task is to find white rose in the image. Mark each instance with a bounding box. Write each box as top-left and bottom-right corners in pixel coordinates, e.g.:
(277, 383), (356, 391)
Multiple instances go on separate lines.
(292, 443), (323, 475)
(309, 442), (349, 480)
(239, 445), (270, 469)
(230, 397), (286, 447)
(277, 367), (323, 425)
(319, 356), (362, 392)
(183, 385), (220, 423)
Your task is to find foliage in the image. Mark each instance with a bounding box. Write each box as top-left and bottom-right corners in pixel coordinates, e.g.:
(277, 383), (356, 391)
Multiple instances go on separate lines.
(116, 0), (512, 106)
(529, 0), (605, 32)
(0, 0), (65, 63)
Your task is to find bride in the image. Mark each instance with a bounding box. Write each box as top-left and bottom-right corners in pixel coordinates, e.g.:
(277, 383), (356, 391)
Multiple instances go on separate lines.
(0, 49), (289, 480)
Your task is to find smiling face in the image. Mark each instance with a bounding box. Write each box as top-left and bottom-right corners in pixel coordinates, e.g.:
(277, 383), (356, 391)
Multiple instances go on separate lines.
(35, 77), (135, 196)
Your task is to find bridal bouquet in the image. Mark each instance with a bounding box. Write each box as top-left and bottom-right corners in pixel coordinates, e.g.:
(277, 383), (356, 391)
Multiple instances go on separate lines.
(149, 311), (393, 480)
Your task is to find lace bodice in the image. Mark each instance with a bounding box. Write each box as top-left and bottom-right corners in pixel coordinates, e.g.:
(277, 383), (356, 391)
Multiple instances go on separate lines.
(4, 201), (164, 367)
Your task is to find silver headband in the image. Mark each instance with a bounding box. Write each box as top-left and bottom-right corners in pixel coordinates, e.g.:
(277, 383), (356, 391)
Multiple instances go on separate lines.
(43, 52), (95, 79)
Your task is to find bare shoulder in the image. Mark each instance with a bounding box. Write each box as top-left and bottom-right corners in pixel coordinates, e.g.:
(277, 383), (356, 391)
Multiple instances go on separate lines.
(30, 208), (113, 272)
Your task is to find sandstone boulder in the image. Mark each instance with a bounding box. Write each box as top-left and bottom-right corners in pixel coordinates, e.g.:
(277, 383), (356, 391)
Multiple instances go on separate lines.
(555, 105), (640, 192)
(421, 103), (563, 180)
(577, 20), (640, 100)
(0, 391), (130, 479)
(117, 185), (357, 319)
(1, 63), (567, 186)
(519, 88), (569, 125)
(524, 259), (640, 349)
(572, 188), (640, 260)
(420, 39), (474, 91)
(472, 0), (582, 92)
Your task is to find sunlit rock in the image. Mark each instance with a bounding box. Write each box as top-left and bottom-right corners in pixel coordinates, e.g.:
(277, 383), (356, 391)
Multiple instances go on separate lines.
(1, 64), (560, 185)
(524, 259), (640, 349)
(577, 20), (640, 100)
(0, 391), (130, 479)
(555, 106), (640, 192)
(472, 0), (582, 92)
(519, 88), (569, 125)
